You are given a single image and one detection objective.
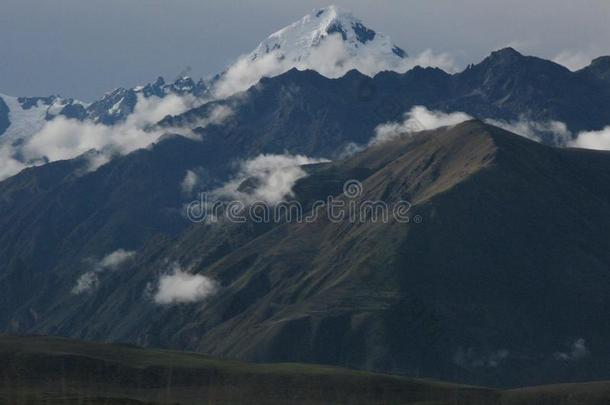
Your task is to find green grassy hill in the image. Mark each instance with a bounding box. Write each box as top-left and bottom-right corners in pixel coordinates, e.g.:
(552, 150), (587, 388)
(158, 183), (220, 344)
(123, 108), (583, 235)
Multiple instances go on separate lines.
(3, 335), (610, 404)
(0, 334), (496, 404)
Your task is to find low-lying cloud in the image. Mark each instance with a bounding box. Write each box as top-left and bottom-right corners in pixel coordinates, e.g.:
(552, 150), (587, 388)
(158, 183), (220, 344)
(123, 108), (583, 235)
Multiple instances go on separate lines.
(571, 126), (610, 150)
(72, 249), (136, 294)
(371, 106), (472, 145)
(487, 118), (610, 151)
(24, 94), (195, 165)
(354, 106), (610, 155)
(0, 94), (232, 181)
(163, 104), (234, 140)
(181, 170), (199, 195)
(153, 264), (217, 305)
(553, 49), (596, 71)
(0, 144), (27, 181)
(213, 153), (329, 205)
(214, 33), (457, 98)
(71, 271), (100, 296)
(485, 117), (573, 145)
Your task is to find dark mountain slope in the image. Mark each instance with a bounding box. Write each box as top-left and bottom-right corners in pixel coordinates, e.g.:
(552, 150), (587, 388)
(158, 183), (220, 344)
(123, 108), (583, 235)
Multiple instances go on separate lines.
(185, 122), (610, 387)
(0, 135), (238, 330)
(1, 49), (609, 298)
(160, 69), (384, 159)
(444, 48), (609, 131)
(2, 49), (610, 388)
(29, 121), (610, 387)
(578, 56), (610, 84)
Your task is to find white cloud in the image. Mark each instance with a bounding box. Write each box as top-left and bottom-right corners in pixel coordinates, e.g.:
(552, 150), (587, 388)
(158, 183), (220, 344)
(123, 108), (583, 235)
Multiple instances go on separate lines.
(371, 110), (595, 150)
(71, 271), (99, 295)
(199, 105), (234, 128)
(337, 142), (366, 159)
(0, 93), (230, 182)
(98, 249), (136, 270)
(554, 338), (590, 361)
(213, 154), (329, 205)
(486, 118), (573, 145)
(214, 33), (457, 98)
(405, 49), (458, 73)
(458, 117), (610, 151)
(553, 50), (595, 71)
(72, 249), (136, 294)
(0, 144), (27, 180)
(153, 265), (217, 305)
(23, 94), (195, 165)
(371, 106), (472, 145)
(164, 104), (234, 140)
(181, 170), (199, 194)
(338, 105), (610, 154)
(570, 126), (610, 150)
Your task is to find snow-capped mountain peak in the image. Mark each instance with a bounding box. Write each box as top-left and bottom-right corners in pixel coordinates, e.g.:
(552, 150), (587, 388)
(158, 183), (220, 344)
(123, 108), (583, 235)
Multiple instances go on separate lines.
(252, 5), (407, 62)
(214, 5), (410, 97)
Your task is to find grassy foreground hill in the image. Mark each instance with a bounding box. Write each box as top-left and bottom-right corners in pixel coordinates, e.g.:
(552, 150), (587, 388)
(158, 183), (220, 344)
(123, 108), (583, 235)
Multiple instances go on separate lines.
(0, 334), (496, 404)
(2, 335), (610, 405)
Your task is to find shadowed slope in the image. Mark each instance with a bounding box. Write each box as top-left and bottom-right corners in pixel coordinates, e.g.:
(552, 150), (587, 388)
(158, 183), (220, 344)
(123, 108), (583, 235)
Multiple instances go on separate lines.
(28, 121), (610, 387)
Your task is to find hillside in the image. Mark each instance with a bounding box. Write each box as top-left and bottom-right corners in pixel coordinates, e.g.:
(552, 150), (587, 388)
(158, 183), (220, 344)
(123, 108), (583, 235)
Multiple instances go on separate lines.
(4, 334), (610, 404)
(6, 121), (609, 387)
(0, 334), (496, 405)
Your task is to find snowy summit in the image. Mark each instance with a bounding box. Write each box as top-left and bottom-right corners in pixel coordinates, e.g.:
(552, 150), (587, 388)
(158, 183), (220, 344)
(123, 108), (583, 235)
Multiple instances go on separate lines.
(215, 5), (411, 97)
(251, 5), (408, 66)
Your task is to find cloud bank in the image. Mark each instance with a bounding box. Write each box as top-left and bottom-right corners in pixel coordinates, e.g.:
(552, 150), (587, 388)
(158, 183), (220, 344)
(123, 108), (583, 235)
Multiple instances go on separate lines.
(153, 264), (217, 305)
(371, 106), (472, 145)
(213, 153), (329, 205)
(0, 94), (232, 181)
(364, 106), (610, 154)
(571, 126), (610, 150)
(485, 118), (573, 145)
(24, 94), (195, 164)
(214, 33), (457, 98)
(487, 118), (610, 151)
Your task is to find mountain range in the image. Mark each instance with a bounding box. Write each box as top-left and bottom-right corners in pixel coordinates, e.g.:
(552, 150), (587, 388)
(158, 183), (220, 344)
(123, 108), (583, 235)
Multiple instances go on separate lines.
(1, 5), (610, 391)
(2, 47), (610, 181)
(2, 120), (610, 387)
(0, 76), (208, 143)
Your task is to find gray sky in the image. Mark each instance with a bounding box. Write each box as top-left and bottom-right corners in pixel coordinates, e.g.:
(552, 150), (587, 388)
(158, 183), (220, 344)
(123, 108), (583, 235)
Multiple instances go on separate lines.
(1, 0), (609, 101)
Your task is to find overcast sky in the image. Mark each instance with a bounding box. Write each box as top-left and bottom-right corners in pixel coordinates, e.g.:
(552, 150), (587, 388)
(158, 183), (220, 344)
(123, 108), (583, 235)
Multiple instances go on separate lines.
(1, 0), (609, 100)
